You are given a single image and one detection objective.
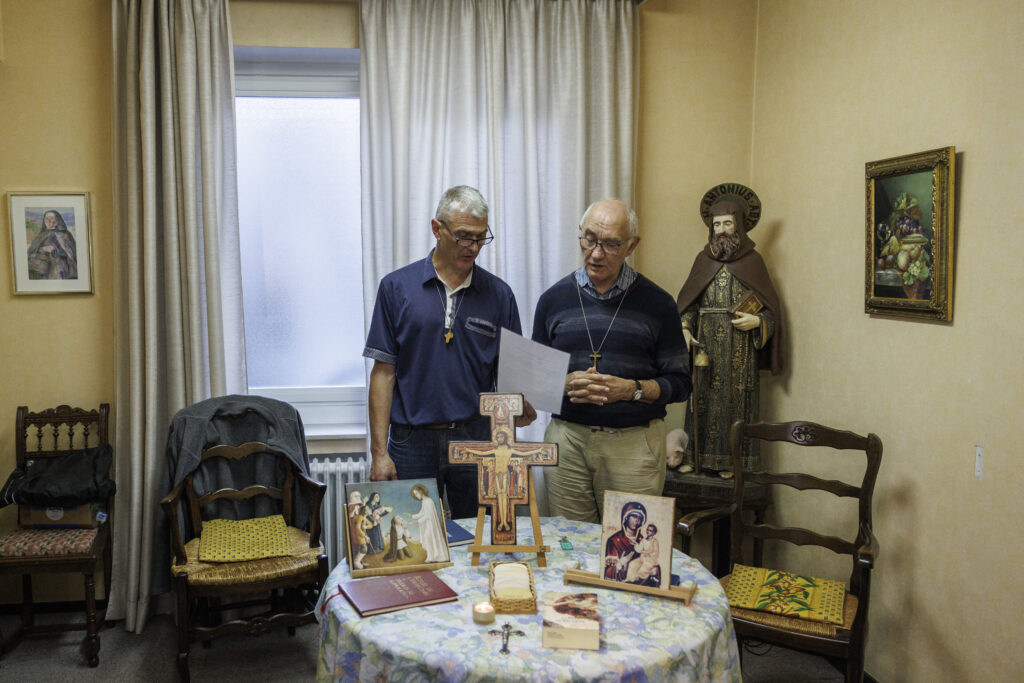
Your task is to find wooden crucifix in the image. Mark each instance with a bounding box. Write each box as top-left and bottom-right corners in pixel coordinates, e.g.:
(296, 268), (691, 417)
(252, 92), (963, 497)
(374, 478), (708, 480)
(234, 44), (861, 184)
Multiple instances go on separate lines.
(448, 393), (557, 565)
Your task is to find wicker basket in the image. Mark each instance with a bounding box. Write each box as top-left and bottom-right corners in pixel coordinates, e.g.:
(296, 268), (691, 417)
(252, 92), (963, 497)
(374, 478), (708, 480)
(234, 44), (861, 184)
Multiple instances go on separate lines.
(489, 560), (537, 614)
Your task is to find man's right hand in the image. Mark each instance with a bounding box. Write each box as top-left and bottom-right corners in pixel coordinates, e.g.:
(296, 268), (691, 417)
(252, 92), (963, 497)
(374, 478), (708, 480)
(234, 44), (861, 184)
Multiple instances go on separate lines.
(370, 452), (398, 481)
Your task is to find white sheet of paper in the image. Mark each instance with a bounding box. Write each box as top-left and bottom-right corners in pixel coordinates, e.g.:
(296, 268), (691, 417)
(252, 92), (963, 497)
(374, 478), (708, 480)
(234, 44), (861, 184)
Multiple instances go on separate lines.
(496, 328), (570, 415)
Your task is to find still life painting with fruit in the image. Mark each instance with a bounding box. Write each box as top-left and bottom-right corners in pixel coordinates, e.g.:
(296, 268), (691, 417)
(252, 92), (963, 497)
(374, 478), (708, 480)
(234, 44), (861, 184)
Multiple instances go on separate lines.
(865, 146), (955, 321)
(874, 191), (931, 300)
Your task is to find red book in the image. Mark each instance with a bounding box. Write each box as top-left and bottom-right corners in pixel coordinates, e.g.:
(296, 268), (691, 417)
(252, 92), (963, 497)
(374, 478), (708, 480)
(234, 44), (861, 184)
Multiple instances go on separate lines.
(337, 570), (458, 617)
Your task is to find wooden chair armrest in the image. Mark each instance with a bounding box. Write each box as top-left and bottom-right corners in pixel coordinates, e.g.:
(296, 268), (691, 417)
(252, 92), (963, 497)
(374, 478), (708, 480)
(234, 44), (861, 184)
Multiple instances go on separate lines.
(296, 471), (327, 548)
(677, 503), (736, 537)
(856, 526), (879, 570)
(160, 481), (189, 566)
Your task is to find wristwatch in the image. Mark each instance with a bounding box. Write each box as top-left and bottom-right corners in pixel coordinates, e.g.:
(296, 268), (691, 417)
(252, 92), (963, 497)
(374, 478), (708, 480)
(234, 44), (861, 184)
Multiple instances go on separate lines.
(631, 379), (643, 402)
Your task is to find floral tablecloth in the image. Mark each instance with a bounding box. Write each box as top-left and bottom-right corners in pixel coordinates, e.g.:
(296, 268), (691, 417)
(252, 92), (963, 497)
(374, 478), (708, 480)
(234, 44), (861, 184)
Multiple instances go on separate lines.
(315, 516), (740, 682)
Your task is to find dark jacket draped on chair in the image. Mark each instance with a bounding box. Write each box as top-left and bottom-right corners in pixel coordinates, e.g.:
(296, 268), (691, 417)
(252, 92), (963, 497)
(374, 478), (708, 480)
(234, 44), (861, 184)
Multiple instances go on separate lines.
(152, 395), (312, 595)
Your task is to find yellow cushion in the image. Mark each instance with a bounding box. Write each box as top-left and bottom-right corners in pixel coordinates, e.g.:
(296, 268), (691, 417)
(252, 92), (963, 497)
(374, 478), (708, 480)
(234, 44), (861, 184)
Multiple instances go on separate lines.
(199, 514), (291, 563)
(724, 564), (846, 625)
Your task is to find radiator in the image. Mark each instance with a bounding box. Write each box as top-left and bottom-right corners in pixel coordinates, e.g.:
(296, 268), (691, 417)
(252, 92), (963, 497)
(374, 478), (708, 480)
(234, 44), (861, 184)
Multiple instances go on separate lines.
(309, 455), (368, 567)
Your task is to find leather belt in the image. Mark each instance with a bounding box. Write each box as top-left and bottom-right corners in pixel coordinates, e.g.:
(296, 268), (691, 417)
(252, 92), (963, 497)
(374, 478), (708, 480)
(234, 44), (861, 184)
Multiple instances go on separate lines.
(551, 418), (653, 434)
(393, 422), (467, 430)
(588, 421), (650, 433)
(422, 422), (463, 430)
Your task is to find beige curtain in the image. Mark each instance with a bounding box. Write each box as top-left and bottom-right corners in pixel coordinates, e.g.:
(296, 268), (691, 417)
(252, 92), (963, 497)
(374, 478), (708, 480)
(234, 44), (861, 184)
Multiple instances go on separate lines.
(110, 0), (245, 632)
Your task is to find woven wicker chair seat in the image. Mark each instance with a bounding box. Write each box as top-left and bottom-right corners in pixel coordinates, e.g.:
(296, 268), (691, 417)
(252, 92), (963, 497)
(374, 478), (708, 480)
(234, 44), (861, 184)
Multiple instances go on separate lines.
(721, 573), (858, 638)
(0, 527), (100, 558)
(172, 525), (322, 587)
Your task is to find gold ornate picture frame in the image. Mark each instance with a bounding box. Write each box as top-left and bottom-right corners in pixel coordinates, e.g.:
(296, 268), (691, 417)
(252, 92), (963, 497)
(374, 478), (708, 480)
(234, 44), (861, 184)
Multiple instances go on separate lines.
(8, 191), (94, 294)
(865, 147), (956, 321)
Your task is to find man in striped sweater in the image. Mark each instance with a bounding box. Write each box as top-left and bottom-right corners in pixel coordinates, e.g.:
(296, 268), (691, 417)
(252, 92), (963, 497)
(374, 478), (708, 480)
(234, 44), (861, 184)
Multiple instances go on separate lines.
(532, 199), (692, 523)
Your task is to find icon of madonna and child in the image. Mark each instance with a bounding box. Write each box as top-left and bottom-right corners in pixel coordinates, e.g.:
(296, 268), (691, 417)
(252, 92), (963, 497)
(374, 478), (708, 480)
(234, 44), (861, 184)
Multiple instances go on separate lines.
(600, 491), (676, 590)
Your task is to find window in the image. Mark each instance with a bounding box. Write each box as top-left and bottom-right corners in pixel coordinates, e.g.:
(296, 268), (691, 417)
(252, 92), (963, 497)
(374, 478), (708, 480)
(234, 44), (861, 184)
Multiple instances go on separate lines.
(234, 47), (364, 438)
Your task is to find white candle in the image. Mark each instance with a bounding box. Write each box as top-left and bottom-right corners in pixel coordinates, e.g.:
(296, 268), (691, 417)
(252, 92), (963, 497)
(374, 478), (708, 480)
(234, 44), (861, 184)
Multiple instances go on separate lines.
(472, 601), (496, 624)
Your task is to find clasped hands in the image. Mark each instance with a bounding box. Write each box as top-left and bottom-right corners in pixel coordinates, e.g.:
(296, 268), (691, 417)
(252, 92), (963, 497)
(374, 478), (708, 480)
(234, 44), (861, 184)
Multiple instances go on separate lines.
(565, 367), (633, 405)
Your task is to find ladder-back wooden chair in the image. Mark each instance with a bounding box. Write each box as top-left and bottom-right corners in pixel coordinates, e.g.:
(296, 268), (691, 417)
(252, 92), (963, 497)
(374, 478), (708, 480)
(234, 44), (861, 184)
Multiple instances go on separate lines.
(0, 404), (113, 667)
(679, 419), (882, 682)
(160, 441), (327, 682)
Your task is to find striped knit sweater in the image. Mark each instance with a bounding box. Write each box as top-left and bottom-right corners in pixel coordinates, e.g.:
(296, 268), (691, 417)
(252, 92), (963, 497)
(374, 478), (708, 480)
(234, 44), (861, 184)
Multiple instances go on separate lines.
(532, 271), (691, 428)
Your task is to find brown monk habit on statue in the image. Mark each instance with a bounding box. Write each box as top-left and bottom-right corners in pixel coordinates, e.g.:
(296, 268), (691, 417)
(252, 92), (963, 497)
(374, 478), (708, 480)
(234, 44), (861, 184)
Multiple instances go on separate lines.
(675, 184), (784, 476)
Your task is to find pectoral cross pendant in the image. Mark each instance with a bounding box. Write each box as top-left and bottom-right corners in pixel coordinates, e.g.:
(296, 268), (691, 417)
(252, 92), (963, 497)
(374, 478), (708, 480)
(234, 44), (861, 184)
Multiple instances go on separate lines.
(444, 330), (454, 344)
(588, 351), (601, 369)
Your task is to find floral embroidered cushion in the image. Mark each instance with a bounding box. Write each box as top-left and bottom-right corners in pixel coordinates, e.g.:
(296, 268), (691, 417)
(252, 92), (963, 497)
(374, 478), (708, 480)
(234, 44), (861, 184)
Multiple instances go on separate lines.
(725, 564), (846, 625)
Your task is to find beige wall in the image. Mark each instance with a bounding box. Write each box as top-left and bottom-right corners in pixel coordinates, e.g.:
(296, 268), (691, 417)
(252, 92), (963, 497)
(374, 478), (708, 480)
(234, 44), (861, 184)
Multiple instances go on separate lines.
(231, 0), (358, 48)
(635, 0), (758, 432)
(3, 0), (1022, 678)
(0, 0), (114, 564)
(639, 0), (1024, 680)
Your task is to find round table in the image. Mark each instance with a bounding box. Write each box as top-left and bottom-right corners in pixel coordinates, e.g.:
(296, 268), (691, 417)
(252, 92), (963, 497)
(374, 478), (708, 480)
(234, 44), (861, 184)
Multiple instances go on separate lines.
(315, 516), (740, 682)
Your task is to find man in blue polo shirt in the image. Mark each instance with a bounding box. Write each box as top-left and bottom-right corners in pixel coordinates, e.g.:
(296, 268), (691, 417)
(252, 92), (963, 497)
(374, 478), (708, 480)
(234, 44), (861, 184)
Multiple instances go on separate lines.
(532, 198), (691, 523)
(363, 185), (536, 519)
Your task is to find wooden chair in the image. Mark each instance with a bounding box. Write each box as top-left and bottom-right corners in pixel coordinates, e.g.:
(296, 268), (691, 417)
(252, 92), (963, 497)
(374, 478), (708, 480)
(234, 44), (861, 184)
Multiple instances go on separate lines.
(678, 420), (882, 683)
(160, 441), (328, 682)
(0, 404), (113, 667)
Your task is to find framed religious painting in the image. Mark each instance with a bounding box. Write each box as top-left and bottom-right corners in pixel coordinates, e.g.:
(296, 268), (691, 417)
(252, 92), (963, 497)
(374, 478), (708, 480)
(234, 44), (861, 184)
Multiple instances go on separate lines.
(8, 191), (94, 294)
(600, 491), (676, 590)
(342, 478), (453, 578)
(865, 147), (956, 321)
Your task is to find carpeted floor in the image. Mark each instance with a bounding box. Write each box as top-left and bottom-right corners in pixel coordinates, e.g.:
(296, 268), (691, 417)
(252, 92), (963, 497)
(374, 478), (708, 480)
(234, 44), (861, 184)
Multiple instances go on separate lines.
(0, 611), (845, 682)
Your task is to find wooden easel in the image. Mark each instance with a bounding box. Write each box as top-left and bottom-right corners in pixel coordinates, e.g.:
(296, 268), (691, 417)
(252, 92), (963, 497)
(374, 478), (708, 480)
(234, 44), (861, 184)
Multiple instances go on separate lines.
(563, 564), (697, 605)
(448, 393), (557, 567)
(466, 476), (551, 566)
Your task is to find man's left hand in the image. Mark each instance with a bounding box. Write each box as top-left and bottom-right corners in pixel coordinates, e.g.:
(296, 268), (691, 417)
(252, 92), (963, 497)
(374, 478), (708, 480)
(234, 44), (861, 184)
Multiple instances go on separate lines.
(731, 312), (760, 331)
(567, 368), (633, 405)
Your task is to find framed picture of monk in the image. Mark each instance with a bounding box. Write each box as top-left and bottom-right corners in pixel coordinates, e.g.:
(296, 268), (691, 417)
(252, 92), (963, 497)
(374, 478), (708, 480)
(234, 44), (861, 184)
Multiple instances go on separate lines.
(343, 478), (453, 578)
(864, 147), (956, 321)
(8, 191), (94, 295)
(600, 491), (676, 590)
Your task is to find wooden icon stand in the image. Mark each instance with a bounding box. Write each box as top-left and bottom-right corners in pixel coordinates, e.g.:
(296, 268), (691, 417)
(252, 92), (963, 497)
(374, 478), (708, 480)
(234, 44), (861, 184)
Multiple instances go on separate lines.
(563, 564), (697, 605)
(448, 393), (558, 567)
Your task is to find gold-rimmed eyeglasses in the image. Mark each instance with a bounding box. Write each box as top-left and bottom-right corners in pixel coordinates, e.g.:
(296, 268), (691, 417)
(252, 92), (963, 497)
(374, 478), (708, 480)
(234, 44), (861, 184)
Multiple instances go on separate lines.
(439, 220), (494, 247)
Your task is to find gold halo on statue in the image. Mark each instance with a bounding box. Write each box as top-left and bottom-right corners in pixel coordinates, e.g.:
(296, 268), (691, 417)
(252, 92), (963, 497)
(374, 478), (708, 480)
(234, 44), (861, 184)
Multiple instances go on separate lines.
(699, 182), (762, 231)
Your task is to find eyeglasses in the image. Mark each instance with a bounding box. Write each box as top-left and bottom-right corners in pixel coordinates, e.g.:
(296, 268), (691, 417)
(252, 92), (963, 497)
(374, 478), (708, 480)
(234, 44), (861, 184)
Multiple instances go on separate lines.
(439, 220), (494, 248)
(578, 233), (625, 255)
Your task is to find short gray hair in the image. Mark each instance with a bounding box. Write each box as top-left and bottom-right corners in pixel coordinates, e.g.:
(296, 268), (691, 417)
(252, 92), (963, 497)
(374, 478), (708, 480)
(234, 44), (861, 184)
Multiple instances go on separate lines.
(579, 199), (638, 239)
(435, 185), (489, 223)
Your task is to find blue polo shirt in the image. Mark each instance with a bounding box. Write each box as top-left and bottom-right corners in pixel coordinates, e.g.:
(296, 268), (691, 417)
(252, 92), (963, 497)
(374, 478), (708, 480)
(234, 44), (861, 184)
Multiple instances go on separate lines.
(363, 250), (522, 426)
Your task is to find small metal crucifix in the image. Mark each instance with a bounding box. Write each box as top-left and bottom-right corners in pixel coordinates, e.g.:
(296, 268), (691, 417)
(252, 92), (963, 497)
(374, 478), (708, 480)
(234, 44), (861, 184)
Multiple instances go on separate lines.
(448, 393), (557, 546)
(488, 622), (526, 655)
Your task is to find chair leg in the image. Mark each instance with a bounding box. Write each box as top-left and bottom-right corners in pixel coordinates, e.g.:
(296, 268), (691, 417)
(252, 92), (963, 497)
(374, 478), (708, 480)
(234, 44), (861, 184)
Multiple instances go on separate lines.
(82, 572), (100, 667)
(846, 640), (865, 682)
(21, 574), (35, 630)
(175, 573), (191, 682)
(102, 533), (114, 625)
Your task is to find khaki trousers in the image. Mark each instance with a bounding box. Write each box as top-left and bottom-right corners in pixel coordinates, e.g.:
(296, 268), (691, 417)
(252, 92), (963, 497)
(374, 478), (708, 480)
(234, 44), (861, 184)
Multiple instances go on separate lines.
(544, 417), (666, 524)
